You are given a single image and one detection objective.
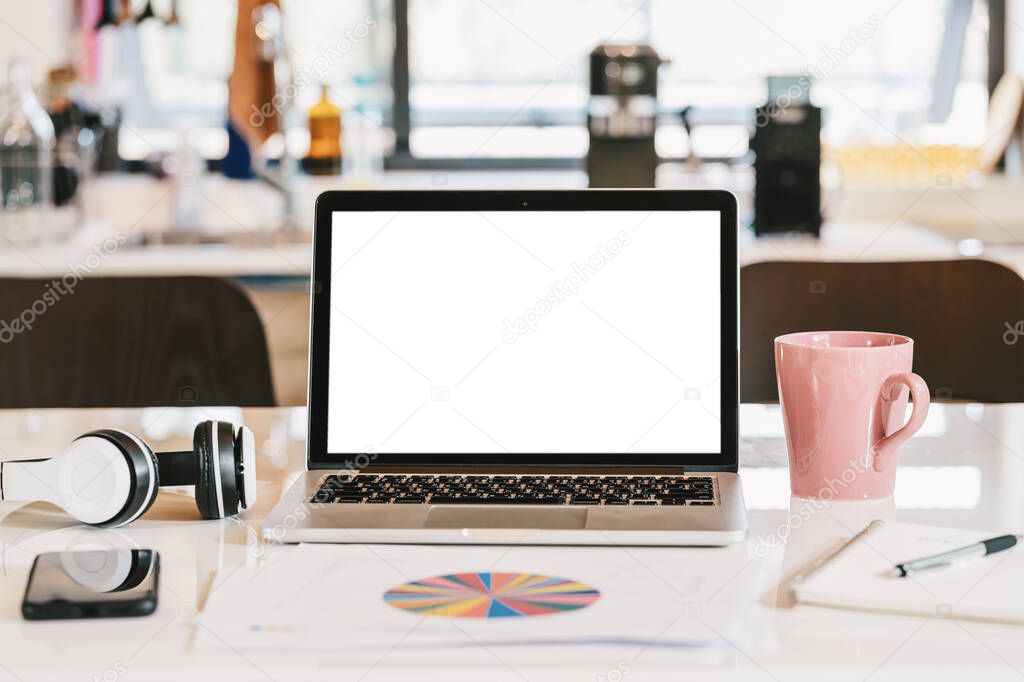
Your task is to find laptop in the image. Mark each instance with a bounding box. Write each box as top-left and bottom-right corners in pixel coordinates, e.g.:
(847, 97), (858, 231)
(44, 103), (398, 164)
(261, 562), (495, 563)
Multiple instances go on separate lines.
(263, 189), (746, 545)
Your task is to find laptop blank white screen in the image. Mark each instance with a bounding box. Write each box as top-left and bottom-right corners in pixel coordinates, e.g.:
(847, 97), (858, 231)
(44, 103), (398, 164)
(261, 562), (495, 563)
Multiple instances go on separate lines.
(327, 210), (722, 455)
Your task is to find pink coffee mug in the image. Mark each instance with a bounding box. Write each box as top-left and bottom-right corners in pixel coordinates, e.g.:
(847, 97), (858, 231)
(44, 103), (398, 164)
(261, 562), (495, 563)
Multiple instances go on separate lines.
(774, 331), (930, 500)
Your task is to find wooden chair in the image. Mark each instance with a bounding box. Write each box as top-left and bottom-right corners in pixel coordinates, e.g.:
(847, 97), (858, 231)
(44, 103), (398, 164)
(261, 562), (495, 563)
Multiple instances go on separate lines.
(0, 277), (276, 407)
(740, 260), (1024, 403)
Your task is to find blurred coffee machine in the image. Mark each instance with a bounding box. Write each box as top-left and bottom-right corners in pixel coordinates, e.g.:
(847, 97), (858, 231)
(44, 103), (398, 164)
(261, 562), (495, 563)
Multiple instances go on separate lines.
(587, 44), (662, 188)
(751, 76), (822, 236)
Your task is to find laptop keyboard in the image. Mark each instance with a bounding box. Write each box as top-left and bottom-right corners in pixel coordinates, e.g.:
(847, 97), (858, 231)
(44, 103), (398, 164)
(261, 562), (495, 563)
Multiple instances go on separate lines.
(310, 474), (717, 506)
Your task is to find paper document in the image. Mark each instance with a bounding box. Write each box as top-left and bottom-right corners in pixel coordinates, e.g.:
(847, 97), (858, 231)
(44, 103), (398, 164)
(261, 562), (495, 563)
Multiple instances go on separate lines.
(196, 542), (754, 661)
(792, 520), (1024, 624)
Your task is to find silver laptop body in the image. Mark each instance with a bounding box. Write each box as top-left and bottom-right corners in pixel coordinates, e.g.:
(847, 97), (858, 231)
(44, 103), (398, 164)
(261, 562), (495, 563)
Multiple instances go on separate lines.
(264, 190), (747, 545)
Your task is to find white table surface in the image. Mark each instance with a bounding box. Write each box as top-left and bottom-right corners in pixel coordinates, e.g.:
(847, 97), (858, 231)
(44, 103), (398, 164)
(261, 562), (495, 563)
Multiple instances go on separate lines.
(0, 402), (1021, 681)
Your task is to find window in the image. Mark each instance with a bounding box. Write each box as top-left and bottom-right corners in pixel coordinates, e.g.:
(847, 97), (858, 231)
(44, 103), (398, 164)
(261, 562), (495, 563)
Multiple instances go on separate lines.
(402, 0), (992, 163)
(127, 0), (389, 159)
(102, 0), (994, 166)
(407, 0), (649, 159)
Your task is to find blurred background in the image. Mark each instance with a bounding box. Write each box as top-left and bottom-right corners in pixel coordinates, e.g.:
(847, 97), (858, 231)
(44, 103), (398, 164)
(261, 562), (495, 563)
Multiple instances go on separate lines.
(1, 0), (1023, 408)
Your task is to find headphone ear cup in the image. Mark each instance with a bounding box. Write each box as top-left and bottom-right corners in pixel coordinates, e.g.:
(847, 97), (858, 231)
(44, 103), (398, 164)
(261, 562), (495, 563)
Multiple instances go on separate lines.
(193, 421), (216, 520)
(192, 421), (239, 519)
(216, 422), (240, 517)
(81, 430), (159, 528)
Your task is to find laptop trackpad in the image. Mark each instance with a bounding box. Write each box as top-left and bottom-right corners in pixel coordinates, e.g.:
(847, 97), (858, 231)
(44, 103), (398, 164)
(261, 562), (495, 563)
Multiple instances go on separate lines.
(424, 506), (587, 530)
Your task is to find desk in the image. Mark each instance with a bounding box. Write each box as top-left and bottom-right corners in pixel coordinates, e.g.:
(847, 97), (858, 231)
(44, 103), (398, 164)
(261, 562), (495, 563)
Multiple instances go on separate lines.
(0, 403), (1022, 680)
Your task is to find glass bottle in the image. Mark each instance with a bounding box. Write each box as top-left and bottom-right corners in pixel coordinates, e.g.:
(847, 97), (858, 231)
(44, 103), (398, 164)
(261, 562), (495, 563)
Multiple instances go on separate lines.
(342, 74), (384, 188)
(0, 59), (56, 244)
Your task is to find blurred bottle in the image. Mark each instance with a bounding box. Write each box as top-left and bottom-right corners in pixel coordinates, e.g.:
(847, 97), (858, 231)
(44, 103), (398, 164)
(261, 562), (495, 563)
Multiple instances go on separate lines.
(167, 128), (204, 233)
(342, 74), (384, 188)
(0, 59), (55, 244)
(304, 84), (342, 175)
(45, 63), (103, 238)
(46, 64), (84, 208)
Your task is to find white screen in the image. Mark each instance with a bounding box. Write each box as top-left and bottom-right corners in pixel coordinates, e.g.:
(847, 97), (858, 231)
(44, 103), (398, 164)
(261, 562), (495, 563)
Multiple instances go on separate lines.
(327, 211), (722, 455)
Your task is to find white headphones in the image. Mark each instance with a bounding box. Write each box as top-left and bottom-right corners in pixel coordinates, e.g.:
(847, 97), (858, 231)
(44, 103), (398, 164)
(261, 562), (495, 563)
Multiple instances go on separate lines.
(0, 420), (257, 527)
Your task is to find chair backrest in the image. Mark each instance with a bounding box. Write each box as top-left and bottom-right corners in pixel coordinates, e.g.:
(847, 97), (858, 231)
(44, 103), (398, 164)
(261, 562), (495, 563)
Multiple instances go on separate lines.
(0, 277), (275, 408)
(740, 259), (1024, 403)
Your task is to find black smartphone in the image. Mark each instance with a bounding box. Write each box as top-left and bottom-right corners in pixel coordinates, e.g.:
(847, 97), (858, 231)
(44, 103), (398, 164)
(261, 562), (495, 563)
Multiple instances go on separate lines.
(22, 549), (159, 620)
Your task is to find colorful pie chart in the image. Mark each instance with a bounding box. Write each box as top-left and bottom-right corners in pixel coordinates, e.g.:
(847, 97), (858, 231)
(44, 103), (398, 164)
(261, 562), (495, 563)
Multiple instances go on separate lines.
(383, 571), (601, 618)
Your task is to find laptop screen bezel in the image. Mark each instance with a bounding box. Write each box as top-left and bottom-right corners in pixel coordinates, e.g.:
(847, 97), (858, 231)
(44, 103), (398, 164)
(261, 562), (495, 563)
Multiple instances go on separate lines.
(307, 190), (738, 471)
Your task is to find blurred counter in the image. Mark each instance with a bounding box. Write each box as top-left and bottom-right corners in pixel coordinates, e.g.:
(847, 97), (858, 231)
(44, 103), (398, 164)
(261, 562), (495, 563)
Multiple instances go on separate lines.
(0, 216), (993, 279)
(7, 167), (1024, 260)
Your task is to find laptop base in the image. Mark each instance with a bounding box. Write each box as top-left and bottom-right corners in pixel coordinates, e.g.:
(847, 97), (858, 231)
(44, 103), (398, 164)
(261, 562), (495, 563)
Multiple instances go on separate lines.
(262, 471), (747, 546)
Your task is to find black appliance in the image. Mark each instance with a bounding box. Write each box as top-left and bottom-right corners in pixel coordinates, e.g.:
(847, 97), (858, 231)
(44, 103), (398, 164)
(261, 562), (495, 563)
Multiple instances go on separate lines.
(751, 103), (822, 236)
(587, 44), (662, 188)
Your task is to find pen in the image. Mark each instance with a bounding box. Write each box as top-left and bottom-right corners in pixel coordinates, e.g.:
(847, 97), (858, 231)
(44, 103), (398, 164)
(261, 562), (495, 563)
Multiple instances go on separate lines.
(891, 534), (1023, 577)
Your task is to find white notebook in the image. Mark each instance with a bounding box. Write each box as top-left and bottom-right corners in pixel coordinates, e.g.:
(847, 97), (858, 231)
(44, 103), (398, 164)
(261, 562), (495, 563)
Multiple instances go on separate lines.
(791, 520), (1024, 624)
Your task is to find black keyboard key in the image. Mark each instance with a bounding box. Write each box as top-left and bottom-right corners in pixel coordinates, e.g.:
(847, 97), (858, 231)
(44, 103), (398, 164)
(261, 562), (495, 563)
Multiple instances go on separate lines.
(310, 475), (715, 506)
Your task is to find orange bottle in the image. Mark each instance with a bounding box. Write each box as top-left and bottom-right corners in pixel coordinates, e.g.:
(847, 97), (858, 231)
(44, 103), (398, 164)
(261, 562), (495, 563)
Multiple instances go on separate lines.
(305, 84), (342, 175)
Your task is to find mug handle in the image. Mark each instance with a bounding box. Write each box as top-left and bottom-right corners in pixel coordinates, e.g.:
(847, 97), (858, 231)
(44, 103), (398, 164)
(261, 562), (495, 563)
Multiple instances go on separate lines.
(871, 373), (930, 473)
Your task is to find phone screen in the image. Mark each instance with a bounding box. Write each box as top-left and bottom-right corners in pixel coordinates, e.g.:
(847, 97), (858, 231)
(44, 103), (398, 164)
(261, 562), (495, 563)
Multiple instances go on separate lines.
(22, 549), (159, 620)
